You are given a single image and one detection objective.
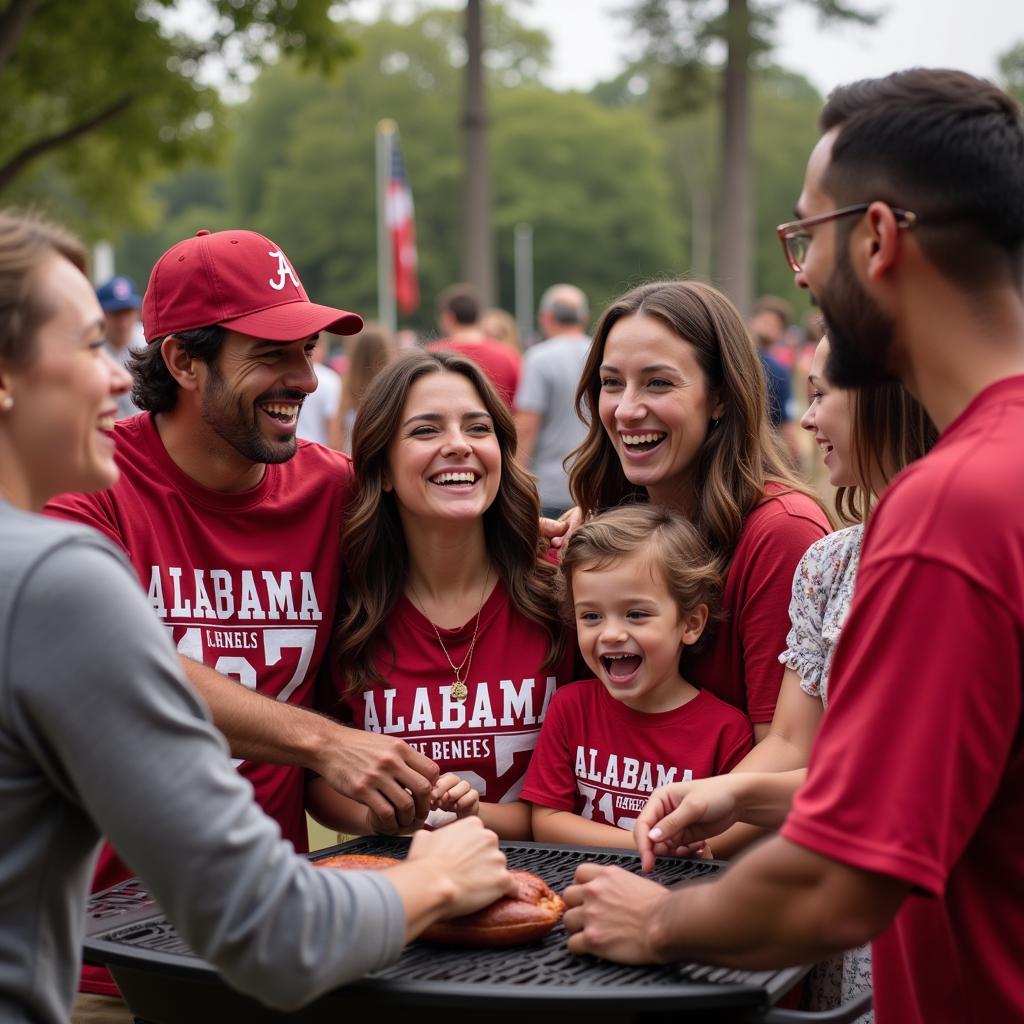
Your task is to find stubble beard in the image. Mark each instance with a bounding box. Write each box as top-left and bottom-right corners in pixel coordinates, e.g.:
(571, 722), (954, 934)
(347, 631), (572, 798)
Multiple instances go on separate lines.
(819, 241), (898, 389)
(200, 363), (298, 466)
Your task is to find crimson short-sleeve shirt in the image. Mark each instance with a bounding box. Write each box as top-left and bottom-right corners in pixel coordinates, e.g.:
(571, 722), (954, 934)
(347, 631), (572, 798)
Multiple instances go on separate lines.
(782, 377), (1024, 1024)
(331, 580), (577, 805)
(521, 680), (752, 831)
(45, 414), (352, 994)
(686, 487), (830, 722)
(426, 337), (521, 408)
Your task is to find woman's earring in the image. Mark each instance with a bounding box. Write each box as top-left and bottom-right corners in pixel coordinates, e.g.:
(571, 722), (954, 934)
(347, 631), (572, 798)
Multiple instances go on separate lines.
(710, 416), (720, 429)
(0, 396), (12, 412)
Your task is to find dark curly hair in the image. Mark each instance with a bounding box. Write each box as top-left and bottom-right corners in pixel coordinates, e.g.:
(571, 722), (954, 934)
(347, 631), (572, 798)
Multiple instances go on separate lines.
(128, 326), (225, 412)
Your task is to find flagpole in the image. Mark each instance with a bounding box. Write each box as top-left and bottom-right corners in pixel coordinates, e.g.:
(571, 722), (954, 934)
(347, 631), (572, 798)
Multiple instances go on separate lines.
(375, 119), (397, 333)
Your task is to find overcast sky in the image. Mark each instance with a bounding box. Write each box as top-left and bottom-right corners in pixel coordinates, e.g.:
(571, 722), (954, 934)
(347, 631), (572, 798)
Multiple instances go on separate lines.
(349, 1), (1024, 97)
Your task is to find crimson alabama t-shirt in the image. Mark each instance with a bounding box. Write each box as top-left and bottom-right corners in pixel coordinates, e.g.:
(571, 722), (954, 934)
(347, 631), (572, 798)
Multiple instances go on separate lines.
(521, 680), (752, 830)
(331, 580), (576, 805)
(782, 376), (1024, 1024)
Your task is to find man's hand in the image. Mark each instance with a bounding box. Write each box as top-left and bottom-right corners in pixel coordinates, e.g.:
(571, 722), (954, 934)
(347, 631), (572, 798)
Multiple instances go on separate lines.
(635, 776), (743, 873)
(563, 864), (670, 964)
(316, 726), (439, 833)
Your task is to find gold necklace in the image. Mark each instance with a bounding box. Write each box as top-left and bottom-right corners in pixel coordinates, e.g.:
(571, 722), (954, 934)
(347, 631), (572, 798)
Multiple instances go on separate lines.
(407, 567), (490, 703)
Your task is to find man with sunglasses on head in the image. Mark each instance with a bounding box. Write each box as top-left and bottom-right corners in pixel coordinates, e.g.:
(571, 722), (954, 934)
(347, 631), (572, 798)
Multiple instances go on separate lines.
(563, 69), (1024, 1024)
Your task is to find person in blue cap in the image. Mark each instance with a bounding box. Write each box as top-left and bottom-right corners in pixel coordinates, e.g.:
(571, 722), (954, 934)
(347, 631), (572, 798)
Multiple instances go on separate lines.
(95, 274), (142, 418)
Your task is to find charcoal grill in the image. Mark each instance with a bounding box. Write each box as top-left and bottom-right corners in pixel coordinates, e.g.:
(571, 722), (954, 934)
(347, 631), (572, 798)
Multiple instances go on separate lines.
(83, 836), (870, 1023)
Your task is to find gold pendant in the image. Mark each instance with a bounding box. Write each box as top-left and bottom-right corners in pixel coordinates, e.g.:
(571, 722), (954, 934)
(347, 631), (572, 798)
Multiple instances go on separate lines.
(450, 679), (468, 702)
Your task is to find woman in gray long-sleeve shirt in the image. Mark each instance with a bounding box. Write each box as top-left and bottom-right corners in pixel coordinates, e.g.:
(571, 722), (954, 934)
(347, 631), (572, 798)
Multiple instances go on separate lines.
(0, 211), (517, 1024)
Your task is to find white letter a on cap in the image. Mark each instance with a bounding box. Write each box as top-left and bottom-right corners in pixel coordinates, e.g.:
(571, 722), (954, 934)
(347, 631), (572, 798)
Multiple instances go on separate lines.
(268, 250), (300, 291)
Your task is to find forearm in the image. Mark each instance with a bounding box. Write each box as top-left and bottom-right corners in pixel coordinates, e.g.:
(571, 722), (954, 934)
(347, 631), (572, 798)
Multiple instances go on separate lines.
(647, 837), (897, 969)
(718, 771), (807, 830)
(534, 808), (636, 850)
(383, 861), (461, 943)
(182, 655), (335, 771)
(480, 800), (532, 840)
(708, 733), (805, 858)
(731, 732), (810, 775)
(306, 776), (372, 835)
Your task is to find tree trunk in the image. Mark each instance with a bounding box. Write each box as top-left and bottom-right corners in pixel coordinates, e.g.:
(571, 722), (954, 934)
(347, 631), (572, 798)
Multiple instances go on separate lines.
(0, 0), (39, 74)
(460, 0), (494, 304)
(718, 0), (753, 315)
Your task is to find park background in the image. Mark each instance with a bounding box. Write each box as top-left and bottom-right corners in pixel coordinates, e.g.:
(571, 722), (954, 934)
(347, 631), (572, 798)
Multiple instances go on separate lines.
(3, 0), (1024, 340)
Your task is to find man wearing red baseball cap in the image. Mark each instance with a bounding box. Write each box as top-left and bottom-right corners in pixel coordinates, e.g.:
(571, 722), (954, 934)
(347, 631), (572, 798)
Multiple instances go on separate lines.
(46, 230), (441, 1021)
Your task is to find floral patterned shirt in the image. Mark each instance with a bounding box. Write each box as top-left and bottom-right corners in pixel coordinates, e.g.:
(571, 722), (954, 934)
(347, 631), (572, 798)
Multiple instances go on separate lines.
(778, 524), (864, 708)
(778, 522), (872, 1020)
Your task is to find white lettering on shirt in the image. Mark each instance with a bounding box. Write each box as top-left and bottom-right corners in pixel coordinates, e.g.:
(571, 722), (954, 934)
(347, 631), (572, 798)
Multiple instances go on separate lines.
(146, 566), (323, 623)
(574, 745), (691, 795)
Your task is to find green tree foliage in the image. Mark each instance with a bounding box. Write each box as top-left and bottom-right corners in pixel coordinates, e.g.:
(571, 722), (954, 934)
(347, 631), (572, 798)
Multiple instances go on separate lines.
(591, 62), (823, 315)
(999, 41), (1024, 103)
(623, 0), (878, 312)
(118, 7), (686, 332)
(0, 0), (356, 231)
(115, 3), (826, 331)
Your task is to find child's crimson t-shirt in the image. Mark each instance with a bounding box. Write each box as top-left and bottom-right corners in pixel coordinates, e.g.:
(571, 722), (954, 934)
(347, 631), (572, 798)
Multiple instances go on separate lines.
(330, 580), (577, 804)
(520, 679), (752, 830)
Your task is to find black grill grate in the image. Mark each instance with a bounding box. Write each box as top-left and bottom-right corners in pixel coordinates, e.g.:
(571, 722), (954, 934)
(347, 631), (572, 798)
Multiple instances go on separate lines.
(85, 837), (784, 994)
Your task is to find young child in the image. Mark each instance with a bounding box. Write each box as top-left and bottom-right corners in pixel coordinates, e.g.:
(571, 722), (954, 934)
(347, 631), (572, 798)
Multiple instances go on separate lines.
(521, 504), (753, 849)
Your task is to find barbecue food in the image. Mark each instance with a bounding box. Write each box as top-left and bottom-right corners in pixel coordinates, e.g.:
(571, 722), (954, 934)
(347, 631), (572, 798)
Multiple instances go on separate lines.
(313, 855), (564, 946)
(314, 853), (397, 871)
(423, 869), (565, 947)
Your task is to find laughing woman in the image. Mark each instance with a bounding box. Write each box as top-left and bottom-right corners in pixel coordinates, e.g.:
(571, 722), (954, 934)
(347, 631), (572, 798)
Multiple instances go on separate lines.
(308, 350), (576, 839)
(568, 281), (830, 857)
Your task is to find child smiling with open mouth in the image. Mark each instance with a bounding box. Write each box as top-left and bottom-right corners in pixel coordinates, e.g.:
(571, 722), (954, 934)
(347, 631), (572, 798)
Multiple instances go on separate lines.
(522, 504), (752, 849)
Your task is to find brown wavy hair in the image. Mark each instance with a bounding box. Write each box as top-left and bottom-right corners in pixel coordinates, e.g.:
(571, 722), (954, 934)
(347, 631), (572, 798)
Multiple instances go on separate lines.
(335, 349), (565, 692)
(834, 377), (937, 525)
(570, 279), (822, 570)
(560, 504), (722, 654)
(0, 210), (87, 369)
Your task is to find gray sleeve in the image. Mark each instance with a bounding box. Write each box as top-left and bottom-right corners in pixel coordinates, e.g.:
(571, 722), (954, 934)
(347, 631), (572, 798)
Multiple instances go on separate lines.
(514, 346), (549, 412)
(9, 539), (405, 1010)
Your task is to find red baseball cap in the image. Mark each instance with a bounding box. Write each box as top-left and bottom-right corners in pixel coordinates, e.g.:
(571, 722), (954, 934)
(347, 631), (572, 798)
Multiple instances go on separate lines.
(141, 229), (363, 342)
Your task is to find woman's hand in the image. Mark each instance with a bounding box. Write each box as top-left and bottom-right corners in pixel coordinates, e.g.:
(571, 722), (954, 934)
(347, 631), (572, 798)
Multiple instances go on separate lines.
(540, 506), (582, 553)
(402, 817), (517, 922)
(431, 772), (480, 820)
(634, 775), (745, 872)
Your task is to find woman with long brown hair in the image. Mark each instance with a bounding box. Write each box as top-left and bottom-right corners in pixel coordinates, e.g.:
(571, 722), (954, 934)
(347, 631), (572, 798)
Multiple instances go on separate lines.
(309, 350), (576, 839)
(567, 279), (830, 750)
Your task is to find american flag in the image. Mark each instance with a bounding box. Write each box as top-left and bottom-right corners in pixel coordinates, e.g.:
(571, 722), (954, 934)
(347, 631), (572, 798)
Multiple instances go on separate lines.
(387, 135), (420, 314)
